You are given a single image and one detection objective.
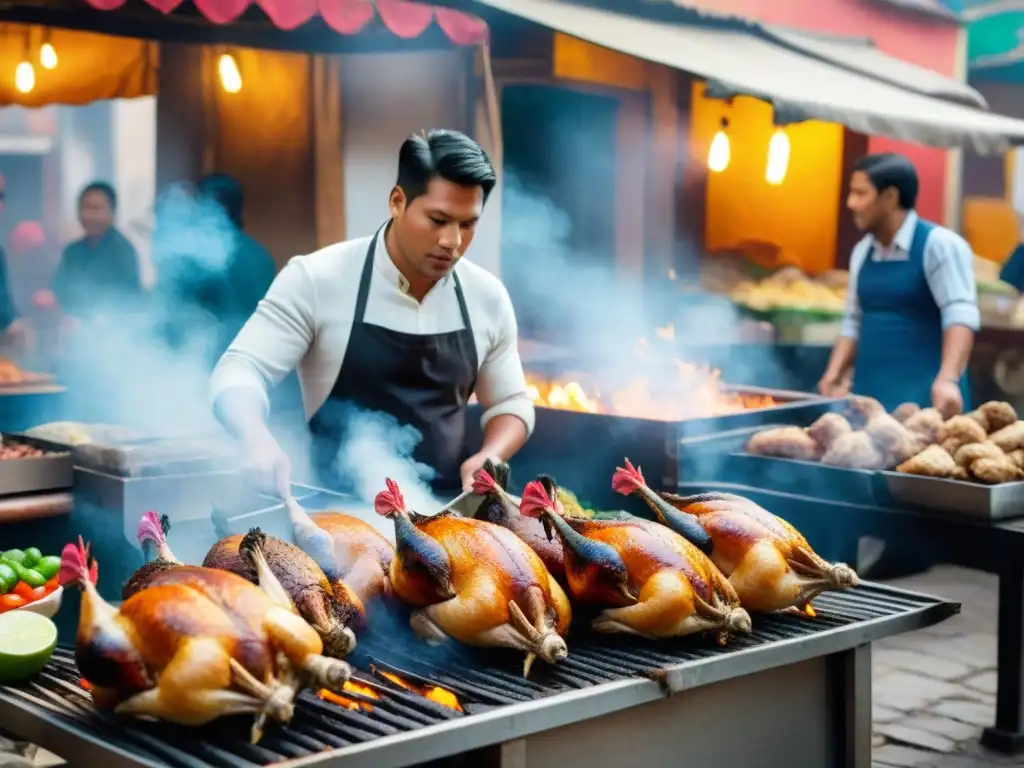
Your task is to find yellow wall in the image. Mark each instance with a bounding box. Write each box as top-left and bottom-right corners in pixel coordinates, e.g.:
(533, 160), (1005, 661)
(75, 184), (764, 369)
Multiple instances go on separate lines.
(691, 83), (844, 275)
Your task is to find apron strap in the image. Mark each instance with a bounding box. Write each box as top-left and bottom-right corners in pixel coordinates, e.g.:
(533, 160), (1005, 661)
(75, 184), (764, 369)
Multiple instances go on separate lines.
(353, 224), (385, 324)
(452, 271), (473, 333)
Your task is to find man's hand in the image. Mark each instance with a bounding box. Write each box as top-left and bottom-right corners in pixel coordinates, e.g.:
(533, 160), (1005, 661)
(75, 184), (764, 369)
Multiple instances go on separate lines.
(460, 451), (499, 492)
(932, 376), (964, 419)
(244, 429), (292, 498)
(818, 371), (850, 398)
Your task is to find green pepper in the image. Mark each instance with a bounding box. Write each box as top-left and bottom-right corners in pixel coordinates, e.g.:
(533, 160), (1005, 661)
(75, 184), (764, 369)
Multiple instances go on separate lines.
(22, 547), (41, 567)
(2, 549), (26, 565)
(13, 564), (46, 588)
(34, 555), (61, 581)
(0, 563), (16, 594)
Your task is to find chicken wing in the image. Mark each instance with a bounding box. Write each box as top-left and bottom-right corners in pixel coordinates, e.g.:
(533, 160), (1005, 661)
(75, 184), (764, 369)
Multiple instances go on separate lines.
(745, 426), (822, 461)
(807, 413), (852, 450)
(896, 445), (960, 478)
(989, 421), (1024, 453)
(902, 408), (944, 445)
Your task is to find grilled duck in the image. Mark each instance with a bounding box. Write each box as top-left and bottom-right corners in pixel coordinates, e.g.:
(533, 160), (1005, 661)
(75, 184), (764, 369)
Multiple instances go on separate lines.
(59, 533), (350, 743)
(122, 511), (183, 600)
(375, 478), (571, 677)
(204, 531), (359, 657)
(520, 480), (750, 642)
(614, 460), (858, 613)
(472, 463), (566, 583)
(285, 497), (395, 608)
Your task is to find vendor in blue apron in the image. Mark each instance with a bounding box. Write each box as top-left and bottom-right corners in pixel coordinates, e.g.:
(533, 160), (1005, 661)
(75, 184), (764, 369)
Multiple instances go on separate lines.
(818, 153), (978, 418)
(209, 129), (535, 499)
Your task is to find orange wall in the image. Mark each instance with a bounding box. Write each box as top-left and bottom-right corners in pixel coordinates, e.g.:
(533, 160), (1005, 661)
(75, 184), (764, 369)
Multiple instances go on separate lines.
(681, 0), (960, 226)
(693, 86), (844, 274)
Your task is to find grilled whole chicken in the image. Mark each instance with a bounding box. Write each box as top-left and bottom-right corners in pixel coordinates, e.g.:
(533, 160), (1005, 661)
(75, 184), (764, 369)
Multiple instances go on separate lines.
(614, 461), (858, 613)
(375, 478), (571, 677)
(284, 497), (395, 608)
(520, 480), (750, 642)
(204, 531), (359, 657)
(59, 534), (350, 743)
(122, 511), (183, 600)
(472, 462), (566, 584)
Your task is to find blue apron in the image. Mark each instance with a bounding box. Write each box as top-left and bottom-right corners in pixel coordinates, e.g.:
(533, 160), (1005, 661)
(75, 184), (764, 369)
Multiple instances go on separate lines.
(852, 218), (971, 413)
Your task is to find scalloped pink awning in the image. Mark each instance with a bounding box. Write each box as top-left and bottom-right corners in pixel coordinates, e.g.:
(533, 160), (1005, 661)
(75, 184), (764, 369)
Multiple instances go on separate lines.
(82, 0), (489, 45)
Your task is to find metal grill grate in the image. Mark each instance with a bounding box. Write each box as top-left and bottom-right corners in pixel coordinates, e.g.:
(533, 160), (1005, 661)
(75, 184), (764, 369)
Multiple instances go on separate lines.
(0, 583), (958, 768)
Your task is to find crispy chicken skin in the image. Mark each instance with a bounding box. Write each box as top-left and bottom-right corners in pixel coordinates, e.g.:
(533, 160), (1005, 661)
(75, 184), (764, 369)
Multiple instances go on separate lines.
(896, 445), (961, 478)
(745, 426), (822, 461)
(204, 532), (359, 658)
(523, 478), (750, 643)
(376, 479), (571, 678)
(971, 458), (1024, 484)
(60, 535), (350, 744)
(966, 402), (1019, 435)
(939, 416), (987, 455)
(614, 460), (858, 614)
(989, 421), (1024, 453)
(471, 462), (567, 584)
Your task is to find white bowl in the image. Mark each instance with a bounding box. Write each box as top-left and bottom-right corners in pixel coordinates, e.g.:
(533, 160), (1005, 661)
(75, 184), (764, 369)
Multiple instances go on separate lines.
(16, 586), (63, 619)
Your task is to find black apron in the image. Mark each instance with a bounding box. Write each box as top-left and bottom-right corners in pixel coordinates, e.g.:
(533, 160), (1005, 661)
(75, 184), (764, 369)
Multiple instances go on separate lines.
(308, 224), (478, 496)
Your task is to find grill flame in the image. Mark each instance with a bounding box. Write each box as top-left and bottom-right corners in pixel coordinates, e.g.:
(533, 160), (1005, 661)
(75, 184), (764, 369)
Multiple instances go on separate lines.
(374, 667), (463, 711)
(318, 680), (380, 712)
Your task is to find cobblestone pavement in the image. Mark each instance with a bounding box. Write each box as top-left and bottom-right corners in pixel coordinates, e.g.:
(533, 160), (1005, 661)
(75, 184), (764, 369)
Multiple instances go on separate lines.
(872, 565), (1023, 768)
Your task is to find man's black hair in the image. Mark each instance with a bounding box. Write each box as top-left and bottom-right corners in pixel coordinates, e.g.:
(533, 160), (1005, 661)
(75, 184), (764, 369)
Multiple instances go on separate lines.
(79, 181), (117, 211)
(852, 153), (918, 210)
(396, 130), (496, 205)
(197, 173), (244, 227)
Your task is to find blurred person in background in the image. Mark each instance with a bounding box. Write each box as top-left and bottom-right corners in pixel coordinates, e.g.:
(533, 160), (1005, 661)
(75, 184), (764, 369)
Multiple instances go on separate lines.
(819, 153), (977, 418)
(1000, 234), (1024, 292)
(0, 171), (32, 354)
(49, 181), (144, 325)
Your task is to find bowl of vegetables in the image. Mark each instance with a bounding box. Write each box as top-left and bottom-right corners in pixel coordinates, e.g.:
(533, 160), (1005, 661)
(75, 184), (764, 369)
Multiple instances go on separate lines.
(0, 546), (63, 619)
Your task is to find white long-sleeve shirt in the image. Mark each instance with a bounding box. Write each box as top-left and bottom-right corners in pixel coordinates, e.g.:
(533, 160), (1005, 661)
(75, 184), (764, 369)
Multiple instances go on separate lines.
(209, 228), (535, 436)
(840, 210), (980, 340)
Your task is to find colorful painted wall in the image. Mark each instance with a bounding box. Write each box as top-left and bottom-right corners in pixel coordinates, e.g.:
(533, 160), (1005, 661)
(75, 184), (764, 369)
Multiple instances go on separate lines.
(682, 0), (963, 227)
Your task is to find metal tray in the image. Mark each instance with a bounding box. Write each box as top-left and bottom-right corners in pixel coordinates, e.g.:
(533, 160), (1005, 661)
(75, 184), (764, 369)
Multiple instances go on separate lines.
(876, 471), (1024, 520)
(727, 451), (879, 506)
(0, 434), (73, 497)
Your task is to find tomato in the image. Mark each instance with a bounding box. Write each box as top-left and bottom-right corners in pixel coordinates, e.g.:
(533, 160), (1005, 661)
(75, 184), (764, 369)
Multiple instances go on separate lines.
(44, 576), (58, 593)
(0, 593), (27, 612)
(12, 581), (36, 601)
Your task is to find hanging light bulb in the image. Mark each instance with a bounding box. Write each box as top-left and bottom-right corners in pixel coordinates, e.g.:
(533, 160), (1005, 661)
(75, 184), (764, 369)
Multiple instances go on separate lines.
(707, 117), (730, 173)
(40, 30), (58, 70)
(218, 53), (242, 94)
(765, 127), (791, 186)
(15, 31), (35, 95)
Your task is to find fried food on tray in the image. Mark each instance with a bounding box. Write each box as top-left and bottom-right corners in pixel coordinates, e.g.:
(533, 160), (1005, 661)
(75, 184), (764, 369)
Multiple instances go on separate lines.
(60, 537), (350, 743)
(865, 413), (926, 466)
(821, 431), (887, 470)
(846, 395), (886, 425)
(954, 442), (1006, 468)
(523, 470), (750, 643)
(938, 415), (987, 454)
(892, 403), (920, 423)
(970, 457), (1024, 485)
(896, 445), (960, 478)
(745, 426), (822, 461)
(970, 401), (1019, 434)
(902, 408), (944, 445)
(375, 479), (571, 678)
(1010, 449), (1024, 470)
(989, 421), (1024, 453)
(807, 413), (852, 450)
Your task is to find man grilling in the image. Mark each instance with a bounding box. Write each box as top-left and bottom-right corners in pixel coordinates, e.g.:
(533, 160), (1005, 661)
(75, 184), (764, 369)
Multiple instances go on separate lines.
(210, 130), (534, 497)
(818, 153), (978, 416)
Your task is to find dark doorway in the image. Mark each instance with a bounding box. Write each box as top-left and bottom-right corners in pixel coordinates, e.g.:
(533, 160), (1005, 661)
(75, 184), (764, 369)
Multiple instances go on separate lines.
(500, 84), (618, 341)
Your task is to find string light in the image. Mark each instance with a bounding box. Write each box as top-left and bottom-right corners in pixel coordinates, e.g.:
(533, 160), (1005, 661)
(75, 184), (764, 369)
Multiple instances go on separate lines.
(707, 117), (730, 173)
(15, 33), (34, 94)
(40, 29), (58, 70)
(218, 53), (242, 94)
(765, 127), (791, 186)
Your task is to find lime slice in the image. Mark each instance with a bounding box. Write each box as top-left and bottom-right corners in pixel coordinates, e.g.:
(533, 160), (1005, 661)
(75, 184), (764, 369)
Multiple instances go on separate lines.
(0, 610), (58, 684)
